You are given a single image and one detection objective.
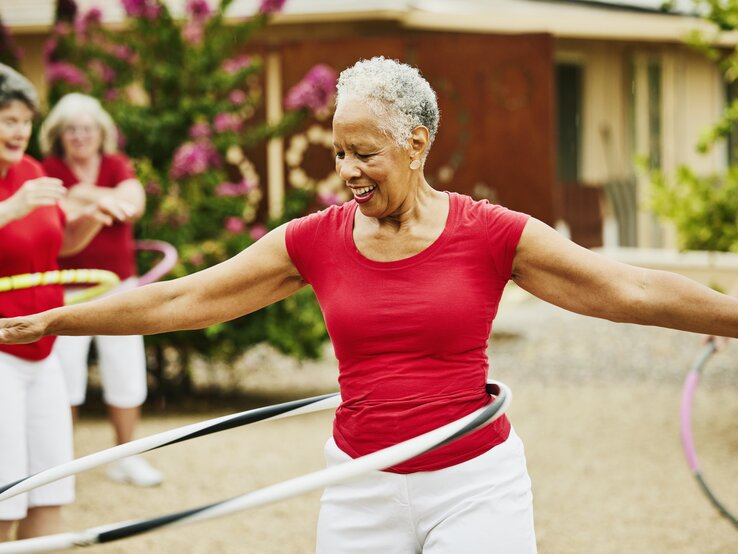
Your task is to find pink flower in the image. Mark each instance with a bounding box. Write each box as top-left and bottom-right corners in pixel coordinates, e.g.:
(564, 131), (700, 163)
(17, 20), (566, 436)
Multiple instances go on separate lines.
(182, 20), (204, 45)
(186, 0), (212, 20)
(121, 0), (161, 20)
(76, 7), (103, 35)
(46, 62), (90, 88)
(284, 64), (337, 115)
(215, 179), (256, 197)
(258, 0), (287, 14)
(106, 44), (136, 63)
(188, 252), (205, 267)
(249, 224), (268, 241)
(43, 38), (58, 62)
(213, 112), (243, 134)
(188, 122), (211, 140)
(145, 181), (162, 195)
(224, 217), (246, 234)
(104, 89), (119, 102)
(228, 89), (247, 105)
(221, 55), (251, 75)
(170, 141), (221, 180)
(317, 192), (343, 207)
(89, 60), (116, 84)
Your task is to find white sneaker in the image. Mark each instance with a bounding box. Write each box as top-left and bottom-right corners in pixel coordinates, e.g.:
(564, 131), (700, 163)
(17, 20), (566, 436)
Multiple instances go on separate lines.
(107, 456), (163, 487)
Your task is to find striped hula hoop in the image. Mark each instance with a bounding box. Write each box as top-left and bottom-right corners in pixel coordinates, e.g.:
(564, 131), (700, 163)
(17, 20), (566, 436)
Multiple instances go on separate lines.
(0, 269), (119, 305)
(0, 381), (511, 553)
(680, 341), (738, 529)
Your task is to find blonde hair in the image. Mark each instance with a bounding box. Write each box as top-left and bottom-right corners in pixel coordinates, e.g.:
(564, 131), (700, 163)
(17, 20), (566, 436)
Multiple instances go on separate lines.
(39, 93), (119, 157)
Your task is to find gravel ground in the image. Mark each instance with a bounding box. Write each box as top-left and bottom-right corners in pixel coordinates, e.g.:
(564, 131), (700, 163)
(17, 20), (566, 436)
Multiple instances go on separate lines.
(54, 285), (738, 552)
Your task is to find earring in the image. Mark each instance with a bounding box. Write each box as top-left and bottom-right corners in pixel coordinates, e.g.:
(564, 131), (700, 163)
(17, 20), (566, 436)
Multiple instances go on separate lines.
(409, 159), (421, 170)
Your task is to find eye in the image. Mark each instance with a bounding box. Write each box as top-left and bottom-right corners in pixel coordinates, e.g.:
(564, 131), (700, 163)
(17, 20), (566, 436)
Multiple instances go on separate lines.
(335, 151), (345, 160)
(356, 153), (374, 161)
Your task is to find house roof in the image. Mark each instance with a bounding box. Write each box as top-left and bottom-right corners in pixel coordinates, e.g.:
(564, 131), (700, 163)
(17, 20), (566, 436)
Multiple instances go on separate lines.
(0, 0), (728, 44)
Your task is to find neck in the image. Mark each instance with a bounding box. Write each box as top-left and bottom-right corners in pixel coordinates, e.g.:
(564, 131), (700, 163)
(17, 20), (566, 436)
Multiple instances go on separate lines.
(374, 179), (444, 231)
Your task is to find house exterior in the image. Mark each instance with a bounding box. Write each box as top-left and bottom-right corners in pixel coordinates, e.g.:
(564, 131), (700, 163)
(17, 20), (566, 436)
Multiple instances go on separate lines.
(2, 0), (733, 249)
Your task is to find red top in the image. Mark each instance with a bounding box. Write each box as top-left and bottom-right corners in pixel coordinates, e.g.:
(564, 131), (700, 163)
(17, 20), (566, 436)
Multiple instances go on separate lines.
(286, 192), (529, 473)
(42, 153), (137, 279)
(0, 155), (65, 360)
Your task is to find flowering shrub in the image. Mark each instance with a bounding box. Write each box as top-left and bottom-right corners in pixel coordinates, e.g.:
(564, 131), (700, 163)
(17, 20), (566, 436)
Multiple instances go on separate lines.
(42, 0), (339, 369)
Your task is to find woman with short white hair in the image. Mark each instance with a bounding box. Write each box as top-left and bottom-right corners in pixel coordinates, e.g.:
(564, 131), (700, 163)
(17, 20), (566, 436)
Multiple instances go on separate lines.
(3, 57), (738, 552)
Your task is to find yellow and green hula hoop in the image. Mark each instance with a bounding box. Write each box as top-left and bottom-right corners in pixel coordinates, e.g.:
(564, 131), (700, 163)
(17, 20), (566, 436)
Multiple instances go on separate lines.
(0, 269), (120, 305)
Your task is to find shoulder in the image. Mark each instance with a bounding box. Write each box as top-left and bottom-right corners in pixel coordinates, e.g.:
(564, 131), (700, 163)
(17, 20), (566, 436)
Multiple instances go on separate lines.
(102, 152), (133, 172)
(288, 201), (354, 233)
(41, 154), (65, 173)
(449, 192), (529, 229)
(14, 155), (46, 179)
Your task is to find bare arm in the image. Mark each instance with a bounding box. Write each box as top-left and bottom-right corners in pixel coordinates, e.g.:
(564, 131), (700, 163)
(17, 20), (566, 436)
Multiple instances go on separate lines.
(0, 224), (305, 344)
(66, 178), (146, 221)
(0, 177), (66, 227)
(512, 218), (738, 338)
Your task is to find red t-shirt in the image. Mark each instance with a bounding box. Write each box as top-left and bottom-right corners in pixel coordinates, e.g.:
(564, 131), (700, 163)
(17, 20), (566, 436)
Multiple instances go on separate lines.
(286, 192), (529, 473)
(42, 153), (137, 279)
(0, 155), (65, 360)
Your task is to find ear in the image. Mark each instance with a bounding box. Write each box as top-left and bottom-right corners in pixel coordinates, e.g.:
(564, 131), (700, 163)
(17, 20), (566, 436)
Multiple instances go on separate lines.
(409, 126), (430, 159)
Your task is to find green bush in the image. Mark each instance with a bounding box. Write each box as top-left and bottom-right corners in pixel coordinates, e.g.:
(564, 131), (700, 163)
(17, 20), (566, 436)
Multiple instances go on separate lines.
(40, 0), (338, 372)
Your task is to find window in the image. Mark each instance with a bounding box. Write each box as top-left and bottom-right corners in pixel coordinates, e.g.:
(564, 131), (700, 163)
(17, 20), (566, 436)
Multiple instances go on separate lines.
(556, 63), (583, 184)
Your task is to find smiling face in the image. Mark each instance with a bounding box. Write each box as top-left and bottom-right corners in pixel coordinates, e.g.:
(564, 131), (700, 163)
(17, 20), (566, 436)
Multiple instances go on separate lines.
(0, 100), (33, 175)
(59, 113), (103, 163)
(333, 97), (422, 219)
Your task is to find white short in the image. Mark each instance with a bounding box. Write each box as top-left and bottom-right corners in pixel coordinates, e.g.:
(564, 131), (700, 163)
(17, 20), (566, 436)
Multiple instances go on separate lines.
(316, 427), (537, 554)
(0, 351), (75, 520)
(54, 333), (147, 408)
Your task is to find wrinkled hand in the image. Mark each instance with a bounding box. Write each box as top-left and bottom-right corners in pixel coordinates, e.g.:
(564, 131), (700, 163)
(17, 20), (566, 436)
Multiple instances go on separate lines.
(7, 177), (66, 219)
(65, 187), (137, 225)
(0, 315), (47, 345)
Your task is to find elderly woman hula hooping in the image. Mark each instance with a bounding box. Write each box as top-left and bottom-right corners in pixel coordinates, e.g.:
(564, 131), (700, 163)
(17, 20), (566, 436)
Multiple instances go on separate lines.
(38, 93), (162, 489)
(3, 57), (738, 552)
(0, 64), (127, 543)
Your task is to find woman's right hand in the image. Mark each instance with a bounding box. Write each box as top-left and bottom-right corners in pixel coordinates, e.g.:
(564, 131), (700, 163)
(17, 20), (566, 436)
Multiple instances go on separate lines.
(5, 177), (66, 220)
(0, 314), (47, 345)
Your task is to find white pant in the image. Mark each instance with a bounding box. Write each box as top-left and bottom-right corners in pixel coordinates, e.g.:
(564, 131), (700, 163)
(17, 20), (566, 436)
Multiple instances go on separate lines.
(316, 428), (536, 554)
(54, 333), (147, 408)
(0, 351), (75, 520)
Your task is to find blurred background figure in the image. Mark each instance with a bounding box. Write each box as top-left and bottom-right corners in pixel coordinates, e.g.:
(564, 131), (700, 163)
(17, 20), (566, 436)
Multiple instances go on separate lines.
(39, 93), (162, 488)
(0, 64), (123, 541)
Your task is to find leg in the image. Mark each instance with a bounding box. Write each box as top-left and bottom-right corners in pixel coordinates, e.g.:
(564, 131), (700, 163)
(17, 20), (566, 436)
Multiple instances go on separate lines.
(316, 438), (420, 554)
(415, 429), (537, 554)
(107, 405), (139, 445)
(0, 521), (16, 542)
(15, 506), (62, 539)
(53, 335), (94, 411)
(26, 354), (75, 529)
(0, 352), (31, 530)
(97, 335), (161, 487)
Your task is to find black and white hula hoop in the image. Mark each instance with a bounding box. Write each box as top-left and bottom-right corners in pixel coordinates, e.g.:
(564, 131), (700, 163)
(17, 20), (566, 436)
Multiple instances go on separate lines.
(0, 381), (510, 553)
(680, 340), (738, 529)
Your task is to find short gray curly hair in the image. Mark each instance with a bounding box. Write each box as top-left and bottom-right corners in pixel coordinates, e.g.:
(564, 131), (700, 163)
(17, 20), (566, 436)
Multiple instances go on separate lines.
(0, 63), (39, 113)
(336, 57), (439, 158)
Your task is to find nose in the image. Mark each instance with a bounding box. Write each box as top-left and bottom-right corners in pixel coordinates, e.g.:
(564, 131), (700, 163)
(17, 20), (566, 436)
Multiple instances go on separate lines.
(336, 157), (361, 181)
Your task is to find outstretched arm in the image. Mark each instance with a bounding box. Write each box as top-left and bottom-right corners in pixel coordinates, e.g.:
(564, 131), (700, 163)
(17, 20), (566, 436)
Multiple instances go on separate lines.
(512, 218), (738, 338)
(0, 224), (304, 344)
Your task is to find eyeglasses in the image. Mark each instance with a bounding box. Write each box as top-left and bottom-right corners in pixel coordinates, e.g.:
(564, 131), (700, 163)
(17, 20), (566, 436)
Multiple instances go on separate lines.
(62, 125), (99, 136)
(0, 118), (32, 133)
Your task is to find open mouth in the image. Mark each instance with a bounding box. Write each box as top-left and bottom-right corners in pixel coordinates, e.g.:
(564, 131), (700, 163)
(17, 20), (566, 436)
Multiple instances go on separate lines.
(352, 184), (377, 198)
